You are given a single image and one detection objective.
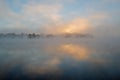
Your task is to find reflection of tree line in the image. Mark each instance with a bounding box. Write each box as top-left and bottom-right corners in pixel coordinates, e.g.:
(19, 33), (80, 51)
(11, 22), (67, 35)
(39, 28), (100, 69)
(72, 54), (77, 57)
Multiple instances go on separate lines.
(0, 33), (93, 39)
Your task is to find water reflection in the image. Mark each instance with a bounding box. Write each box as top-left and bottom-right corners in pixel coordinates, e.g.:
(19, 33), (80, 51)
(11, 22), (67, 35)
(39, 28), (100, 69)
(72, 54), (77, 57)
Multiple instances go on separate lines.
(46, 43), (107, 65)
(0, 39), (120, 80)
(21, 43), (93, 79)
(58, 44), (89, 60)
(24, 58), (61, 76)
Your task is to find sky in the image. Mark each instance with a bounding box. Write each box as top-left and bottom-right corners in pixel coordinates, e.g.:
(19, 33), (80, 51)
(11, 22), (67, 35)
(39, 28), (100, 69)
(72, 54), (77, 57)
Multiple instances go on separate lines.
(0, 0), (120, 35)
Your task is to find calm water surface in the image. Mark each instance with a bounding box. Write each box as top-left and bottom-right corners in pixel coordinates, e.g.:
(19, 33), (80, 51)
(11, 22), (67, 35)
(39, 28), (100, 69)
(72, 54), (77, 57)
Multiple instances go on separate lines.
(0, 37), (120, 80)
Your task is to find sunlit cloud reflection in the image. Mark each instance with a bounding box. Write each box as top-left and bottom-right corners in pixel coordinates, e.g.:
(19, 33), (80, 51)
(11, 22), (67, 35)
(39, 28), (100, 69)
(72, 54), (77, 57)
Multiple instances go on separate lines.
(58, 44), (90, 60)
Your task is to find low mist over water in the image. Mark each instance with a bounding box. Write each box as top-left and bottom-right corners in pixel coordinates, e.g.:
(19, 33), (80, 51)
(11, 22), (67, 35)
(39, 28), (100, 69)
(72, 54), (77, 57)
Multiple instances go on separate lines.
(0, 36), (120, 80)
(0, 0), (120, 80)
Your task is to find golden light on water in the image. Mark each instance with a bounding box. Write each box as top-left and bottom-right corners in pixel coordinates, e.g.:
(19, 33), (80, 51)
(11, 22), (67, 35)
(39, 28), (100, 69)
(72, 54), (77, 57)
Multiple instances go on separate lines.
(59, 44), (90, 60)
(46, 43), (92, 61)
(46, 43), (90, 61)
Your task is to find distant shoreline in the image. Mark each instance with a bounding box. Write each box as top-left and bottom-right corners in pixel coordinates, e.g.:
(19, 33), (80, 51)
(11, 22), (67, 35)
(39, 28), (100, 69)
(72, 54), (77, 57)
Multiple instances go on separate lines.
(0, 33), (93, 39)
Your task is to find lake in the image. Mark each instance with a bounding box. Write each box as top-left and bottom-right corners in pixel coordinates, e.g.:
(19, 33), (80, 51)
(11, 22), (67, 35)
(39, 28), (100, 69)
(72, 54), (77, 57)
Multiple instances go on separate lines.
(0, 37), (120, 80)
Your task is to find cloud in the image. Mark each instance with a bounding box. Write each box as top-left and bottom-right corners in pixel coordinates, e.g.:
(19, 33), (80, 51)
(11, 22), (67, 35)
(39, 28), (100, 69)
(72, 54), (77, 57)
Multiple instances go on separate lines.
(103, 0), (120, 3)
(0, 0), (63, 33)
(43, 17), (93, 34)
(0, 0), (120, 35)
(21, 2), (62, 22)
(32, 12), (109, 34)
(89, 14), (108, 20)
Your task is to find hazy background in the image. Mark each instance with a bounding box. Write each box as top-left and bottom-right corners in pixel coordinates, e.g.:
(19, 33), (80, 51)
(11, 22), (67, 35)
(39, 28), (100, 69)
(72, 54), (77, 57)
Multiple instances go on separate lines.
(0, 0), (120, 36)
(0, 0), (120, 80)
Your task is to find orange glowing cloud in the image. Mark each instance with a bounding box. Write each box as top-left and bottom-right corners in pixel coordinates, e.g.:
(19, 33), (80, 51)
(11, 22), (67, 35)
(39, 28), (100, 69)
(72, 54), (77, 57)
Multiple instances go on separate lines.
(90, 14), (108, 20)
(44, 18), (91, 34)
(61, 18), (90, 34)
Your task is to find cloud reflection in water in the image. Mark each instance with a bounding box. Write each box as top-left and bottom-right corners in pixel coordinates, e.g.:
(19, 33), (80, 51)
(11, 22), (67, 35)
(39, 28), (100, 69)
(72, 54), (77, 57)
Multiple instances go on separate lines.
(0, 38), (120, 80)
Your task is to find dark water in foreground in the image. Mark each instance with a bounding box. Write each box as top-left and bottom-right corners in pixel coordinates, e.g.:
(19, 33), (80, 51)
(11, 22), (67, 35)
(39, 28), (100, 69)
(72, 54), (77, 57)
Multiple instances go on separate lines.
(0, 37), (120, 80)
